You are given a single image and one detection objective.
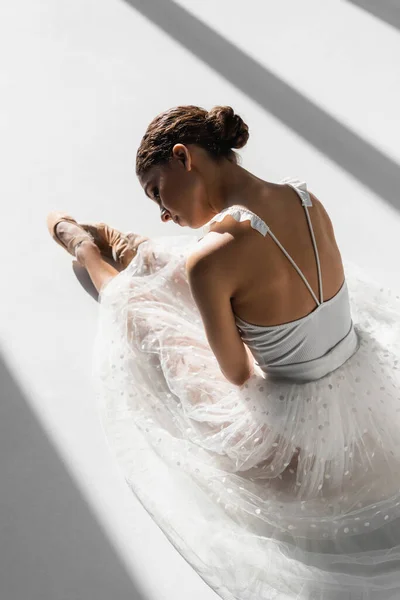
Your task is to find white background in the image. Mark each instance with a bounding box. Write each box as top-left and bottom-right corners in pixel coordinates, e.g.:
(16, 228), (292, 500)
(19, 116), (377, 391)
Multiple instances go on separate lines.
(1, 1), (399, 598)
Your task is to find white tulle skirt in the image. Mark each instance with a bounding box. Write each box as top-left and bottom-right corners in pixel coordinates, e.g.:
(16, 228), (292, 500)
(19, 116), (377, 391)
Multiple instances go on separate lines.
(92, 233), (400, 600)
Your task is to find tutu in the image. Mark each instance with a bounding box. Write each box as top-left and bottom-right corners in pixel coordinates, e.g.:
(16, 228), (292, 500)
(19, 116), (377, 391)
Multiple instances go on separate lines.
(92, 232), (400, 600)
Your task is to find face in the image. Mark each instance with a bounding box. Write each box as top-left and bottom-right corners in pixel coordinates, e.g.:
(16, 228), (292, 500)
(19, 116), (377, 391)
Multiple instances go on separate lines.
(139, 144), (211, 229)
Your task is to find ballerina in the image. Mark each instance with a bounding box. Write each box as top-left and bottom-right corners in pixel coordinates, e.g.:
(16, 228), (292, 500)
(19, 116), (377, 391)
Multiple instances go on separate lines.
(47, 105), (400, 600)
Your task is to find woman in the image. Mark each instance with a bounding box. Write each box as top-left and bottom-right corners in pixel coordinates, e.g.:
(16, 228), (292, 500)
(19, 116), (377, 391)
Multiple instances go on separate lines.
(47, 106), (400, 599)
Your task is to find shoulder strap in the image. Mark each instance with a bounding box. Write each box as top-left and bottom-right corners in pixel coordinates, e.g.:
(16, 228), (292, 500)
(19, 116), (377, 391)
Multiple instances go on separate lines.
(202, 205), (269, 237)
(202, 179), (324, 305)
(284, 180), (324, 304)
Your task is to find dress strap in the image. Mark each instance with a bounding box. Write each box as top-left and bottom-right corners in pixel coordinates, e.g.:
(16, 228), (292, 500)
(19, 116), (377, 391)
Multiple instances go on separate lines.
(282, 178), (324, 304)
(266, 230), (322, 307)
(201, 178), (324, 306)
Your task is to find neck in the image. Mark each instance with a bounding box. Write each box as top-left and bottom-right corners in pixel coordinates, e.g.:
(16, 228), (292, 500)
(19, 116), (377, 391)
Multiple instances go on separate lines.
(209, 161), (265, 214)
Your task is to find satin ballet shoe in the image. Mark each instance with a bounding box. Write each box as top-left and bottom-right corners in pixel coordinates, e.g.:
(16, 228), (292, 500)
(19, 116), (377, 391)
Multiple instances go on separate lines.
(46, 211), (95, 257)
(79, 221), (149, 269)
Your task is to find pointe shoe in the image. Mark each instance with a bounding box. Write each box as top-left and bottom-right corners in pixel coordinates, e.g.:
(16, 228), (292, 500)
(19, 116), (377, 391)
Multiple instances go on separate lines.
(79, 222), (149, 268)
(46, 211), (95, 256)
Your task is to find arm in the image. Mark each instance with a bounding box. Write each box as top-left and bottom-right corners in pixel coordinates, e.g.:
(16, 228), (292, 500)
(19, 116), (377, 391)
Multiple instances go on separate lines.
(186, 249), (254, 387)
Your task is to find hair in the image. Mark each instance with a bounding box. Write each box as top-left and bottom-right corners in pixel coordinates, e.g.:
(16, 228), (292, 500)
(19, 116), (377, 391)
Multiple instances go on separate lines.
(135, 105), (249, 177)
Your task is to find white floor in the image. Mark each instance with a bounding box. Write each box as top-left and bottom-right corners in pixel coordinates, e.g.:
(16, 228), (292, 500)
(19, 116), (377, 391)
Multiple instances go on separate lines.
(1, 1), (400, 598)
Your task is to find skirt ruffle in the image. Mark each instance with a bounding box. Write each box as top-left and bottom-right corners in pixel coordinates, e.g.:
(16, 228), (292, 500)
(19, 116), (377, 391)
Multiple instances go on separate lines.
(92, 234), (400, 600)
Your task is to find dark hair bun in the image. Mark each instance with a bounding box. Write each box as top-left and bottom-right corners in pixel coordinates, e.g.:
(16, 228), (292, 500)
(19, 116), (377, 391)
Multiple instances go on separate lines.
(206, 106), (249, 150)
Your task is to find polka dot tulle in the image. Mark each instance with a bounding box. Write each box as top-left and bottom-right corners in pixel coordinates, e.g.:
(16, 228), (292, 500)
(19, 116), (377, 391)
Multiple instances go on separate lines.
(93, 234), (400, 599)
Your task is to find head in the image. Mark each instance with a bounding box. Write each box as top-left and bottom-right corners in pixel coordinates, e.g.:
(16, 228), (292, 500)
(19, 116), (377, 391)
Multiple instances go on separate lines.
(136, 105), (249, 228)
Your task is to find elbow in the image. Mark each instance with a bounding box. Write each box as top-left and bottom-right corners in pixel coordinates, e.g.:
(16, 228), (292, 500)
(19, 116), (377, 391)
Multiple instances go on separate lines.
(226, 369), (253, 388)
(236, 371), (253, 387)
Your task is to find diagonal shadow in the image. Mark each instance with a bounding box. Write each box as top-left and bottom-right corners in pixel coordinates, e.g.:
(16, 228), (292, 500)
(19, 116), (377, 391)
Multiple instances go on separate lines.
(347, 0), (400, 31)
(0, 351), (149, 600)
(123, 0), (400, 212)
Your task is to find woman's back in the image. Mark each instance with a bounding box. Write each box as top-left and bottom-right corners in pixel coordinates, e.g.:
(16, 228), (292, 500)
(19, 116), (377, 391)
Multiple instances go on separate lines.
(201, 177), (358, 381)
(201, 178), (346, 328)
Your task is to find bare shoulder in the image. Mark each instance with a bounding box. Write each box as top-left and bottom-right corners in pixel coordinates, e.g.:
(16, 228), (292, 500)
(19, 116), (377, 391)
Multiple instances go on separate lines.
(186, 228), (240, 276)
(185, 224), (248, 305)
(308, 190), (336, 234)
(186, 233), (229, 271)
